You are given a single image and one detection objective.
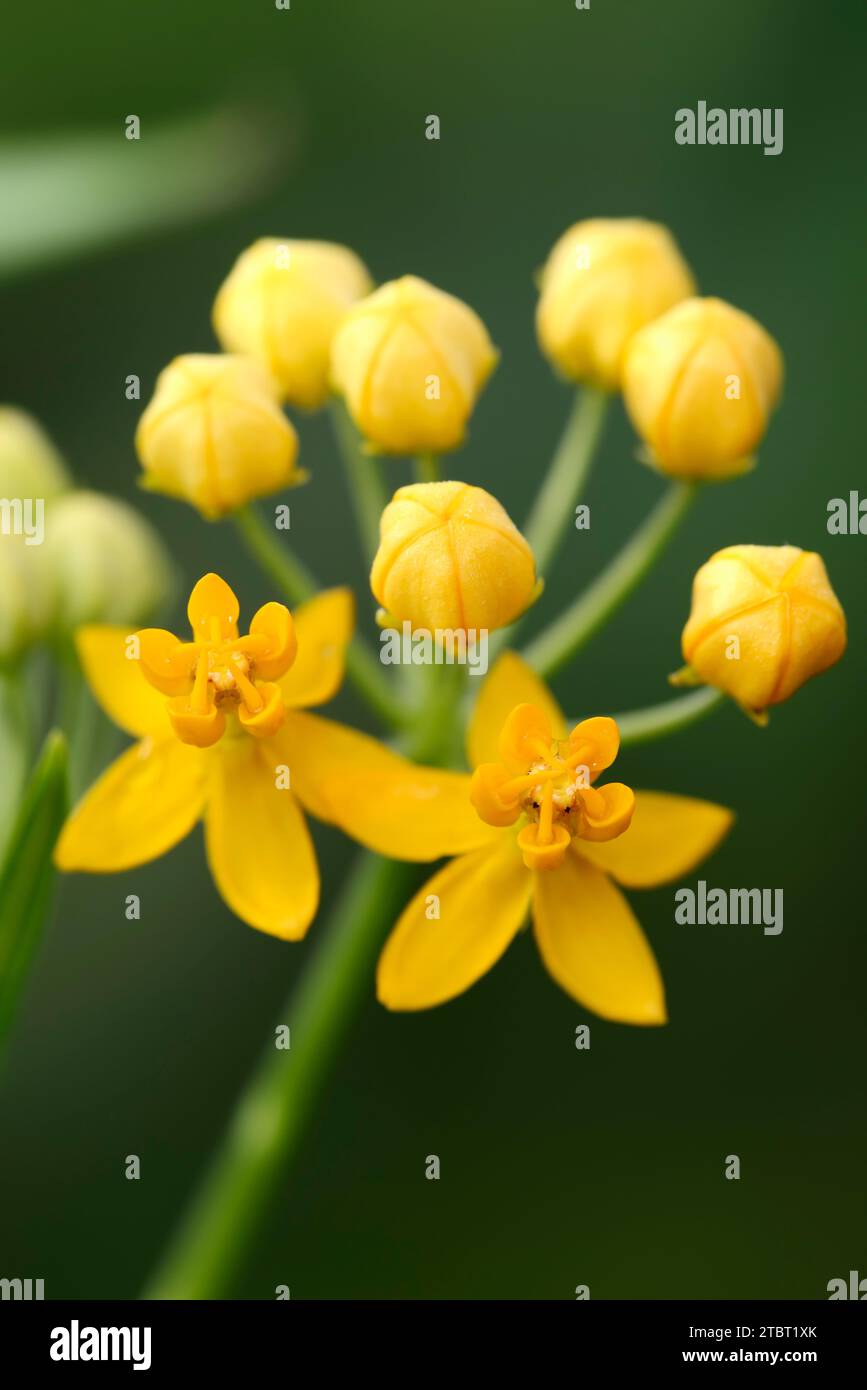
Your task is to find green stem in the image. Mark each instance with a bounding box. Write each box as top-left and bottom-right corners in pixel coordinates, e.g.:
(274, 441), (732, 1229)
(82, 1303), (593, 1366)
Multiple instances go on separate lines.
(414, 454), (440, 483)
(523, 481), (698, 678)
(233, 503), (409, 732)
(522, 386), (609, 576)
(143, 851), (422, 1300)
(328, 399), (388, 565)
(615, 686), (726, 746)
(233, 503), (315, 605)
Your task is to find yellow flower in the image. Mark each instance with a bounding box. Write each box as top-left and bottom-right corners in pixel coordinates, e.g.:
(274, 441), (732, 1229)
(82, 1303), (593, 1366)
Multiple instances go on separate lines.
(213, 239), (373, 410)
(135, 355), (301, 519)
(330, 275), (498, 454)
(536, 218), (695, 390)
(678, 544), (846, 715)
(55, 573), (361, 940)
(370, 481), (538, 633)
(310, 653), (733, 1022)
(623, 297), (783, 479)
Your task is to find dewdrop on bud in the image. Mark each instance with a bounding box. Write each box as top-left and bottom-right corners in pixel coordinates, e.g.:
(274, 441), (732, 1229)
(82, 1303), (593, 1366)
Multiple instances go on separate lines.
(331, 276), (498, 454)
(623, 297), (783, 480)
(536, 218), (695, 390)
(135, 354), (301, 518)
(41, 491), (173, 631)
(371, 481), (538, 633)
(213, 239), (373, 410)
(0, 406), (70, 499)
(677, 544), (846, 717)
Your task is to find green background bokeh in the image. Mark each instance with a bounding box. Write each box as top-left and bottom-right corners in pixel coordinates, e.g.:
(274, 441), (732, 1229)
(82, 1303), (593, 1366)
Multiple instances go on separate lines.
(1, 0), (864, 1298)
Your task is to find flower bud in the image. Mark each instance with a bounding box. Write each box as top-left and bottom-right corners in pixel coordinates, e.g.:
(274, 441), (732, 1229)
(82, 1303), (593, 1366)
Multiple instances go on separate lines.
(679, 544), (846, 713)
(623, 297), (783, 479)
(371, 481), (537, 632)
(135, 354), (300, 518)
(213, 238), (373, 410)
(0, 406), (69, 500)
(42, 491), (173, 631)
(330, 276), (498, 454)
(536, 218), (695, 389)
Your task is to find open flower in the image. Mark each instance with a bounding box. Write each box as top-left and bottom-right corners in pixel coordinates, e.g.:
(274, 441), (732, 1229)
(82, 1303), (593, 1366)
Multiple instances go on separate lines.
(330, 275), (498, 454)
(312, 653), (733, 1022)
(622, 297), (783, 479)
(55, 574), (356, 939)
(371, 480), (539, 633)
(536, 218), (695, 390)
(213, 238), (373, 410)
(677, 544), (846, 716)
(135, 355), (301, 518)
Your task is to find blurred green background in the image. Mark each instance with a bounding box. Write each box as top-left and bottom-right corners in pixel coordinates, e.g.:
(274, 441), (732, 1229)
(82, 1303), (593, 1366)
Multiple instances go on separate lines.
(1, 0), (864, 1299)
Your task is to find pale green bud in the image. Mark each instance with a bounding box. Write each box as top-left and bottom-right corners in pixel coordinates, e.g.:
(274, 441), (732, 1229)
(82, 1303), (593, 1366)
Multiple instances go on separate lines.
(42, 491), (173, 631)
(0, 407), (70, 500)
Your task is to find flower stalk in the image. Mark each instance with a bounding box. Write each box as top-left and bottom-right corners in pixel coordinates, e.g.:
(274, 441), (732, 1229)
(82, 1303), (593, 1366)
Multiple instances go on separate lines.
(615, 686), (726, 746)
(144, 849), (423, 1300)
(233, 502), (409, 731)
(523, 479), (698, 678)
(522, 386), (608, 575)
(328, 399), (387, 564)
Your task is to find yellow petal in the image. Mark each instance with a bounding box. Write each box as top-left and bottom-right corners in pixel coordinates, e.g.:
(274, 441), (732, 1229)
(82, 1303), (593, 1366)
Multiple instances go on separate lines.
(204, 738), (318, 940)
(577, 781), (636, 842)
(278, 587), (354, 709)
(76, 626), (171, 738)
(377, 833), (532, 1010)
(243, 601), (296, 680)
(567, 715), (620, 779)
(467, 651), (565, 768)
(187, 573), (240, 641)
(137, 627), (195, 696)
(575, 790), (733, 887)
(276, 710), (497, 858)
(532, 853), (666, 1024)
(497, 702), (553, 773)
(55, 737), (205, 872)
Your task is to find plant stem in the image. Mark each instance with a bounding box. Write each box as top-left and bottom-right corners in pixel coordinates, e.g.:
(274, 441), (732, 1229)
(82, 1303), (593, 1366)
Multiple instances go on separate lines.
(233, 503), (316, 605)
(233, 503), (409, 731)
(143, 850), (422, 1300)
(522, 386), (609, 576)
(328, 399), (388, 565)
(414, 454), (440, 483)
(615, 686), (726, 746)
(144, 664), (461, 1300)
(523, 480), (698, 678)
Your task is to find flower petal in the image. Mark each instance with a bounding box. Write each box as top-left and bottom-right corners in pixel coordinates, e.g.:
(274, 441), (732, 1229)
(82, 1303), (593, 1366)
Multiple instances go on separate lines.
(55, 736), (205, 871)
(532, 853), (666, 1024)
(467, 651), (566, 768)
(497, 702), (554, 773)
(575, 790), (734, 887)
(204, 738), (319, 940)
(276, 710), (497, 858)
(187, 572), (239, 641)
(377, 833), (532, 1010)
(76, 626), (172, 738)
(278, 587), (355, 709)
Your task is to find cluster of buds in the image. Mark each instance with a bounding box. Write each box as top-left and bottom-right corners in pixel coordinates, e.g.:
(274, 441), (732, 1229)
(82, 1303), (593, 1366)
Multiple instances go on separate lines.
(128, 219), (845, 709)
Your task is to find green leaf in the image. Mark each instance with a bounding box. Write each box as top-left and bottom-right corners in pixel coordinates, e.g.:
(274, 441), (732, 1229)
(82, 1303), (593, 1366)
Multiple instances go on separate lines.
(0, 730), (69, 1053)
(0, 106), (294, 281)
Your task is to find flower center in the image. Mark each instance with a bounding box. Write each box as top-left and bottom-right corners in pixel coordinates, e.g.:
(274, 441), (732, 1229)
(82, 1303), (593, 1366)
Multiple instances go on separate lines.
(136, 575), (297, 749)
(469, 705), (636, 871)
